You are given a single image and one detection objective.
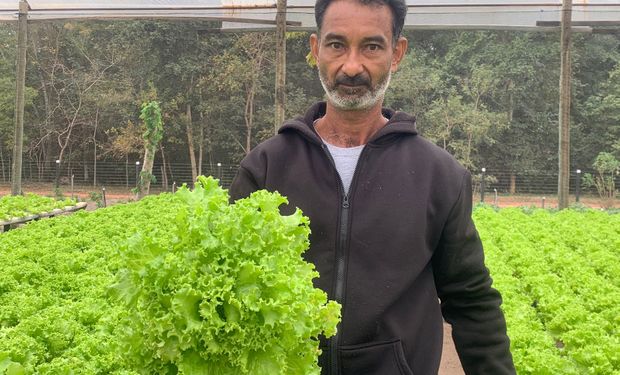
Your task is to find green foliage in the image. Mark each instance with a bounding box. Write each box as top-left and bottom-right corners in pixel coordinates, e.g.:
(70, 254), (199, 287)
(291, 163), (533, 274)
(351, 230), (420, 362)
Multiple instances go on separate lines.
(476, 207), (620, 374)
(139, 170), (156, 183)
(88, 191), (105, 208)
(305, 51), (317, 68)
(583, 152), (620, 203)
(136, 101), (164, 197)
(0, 193), (181, 374)
(0, 24), (37, 153)
(111, 176), (340, 374)
(593, 152), (620, 175)
(0, 178), (339, 374)
(1, 22), (619, 177)
(0, 193), (76, 221)
(140, 101), (164, 148)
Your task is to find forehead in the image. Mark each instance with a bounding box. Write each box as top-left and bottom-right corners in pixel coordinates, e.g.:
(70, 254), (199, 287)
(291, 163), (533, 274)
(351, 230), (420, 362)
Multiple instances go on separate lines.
(320, 0), (394, 41)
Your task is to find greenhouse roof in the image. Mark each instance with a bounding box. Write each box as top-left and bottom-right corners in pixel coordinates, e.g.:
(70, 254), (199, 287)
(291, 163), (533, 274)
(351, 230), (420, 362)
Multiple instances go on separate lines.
(1, 0), (620, 31)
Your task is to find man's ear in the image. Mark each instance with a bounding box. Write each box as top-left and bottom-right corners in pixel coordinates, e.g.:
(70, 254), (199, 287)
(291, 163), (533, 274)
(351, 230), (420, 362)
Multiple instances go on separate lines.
(309, 33), (320, 64)
(391, 36), (408, 72)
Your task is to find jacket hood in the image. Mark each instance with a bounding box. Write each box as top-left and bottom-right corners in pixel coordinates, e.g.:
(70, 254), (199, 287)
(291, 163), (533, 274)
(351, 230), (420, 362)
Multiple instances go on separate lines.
(278, 102), (418, 146)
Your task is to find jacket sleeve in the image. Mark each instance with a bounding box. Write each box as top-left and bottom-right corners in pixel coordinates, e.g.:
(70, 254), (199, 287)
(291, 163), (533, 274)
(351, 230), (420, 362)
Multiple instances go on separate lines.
(432, 171), (516, 375)
(229, 165), (261, 202)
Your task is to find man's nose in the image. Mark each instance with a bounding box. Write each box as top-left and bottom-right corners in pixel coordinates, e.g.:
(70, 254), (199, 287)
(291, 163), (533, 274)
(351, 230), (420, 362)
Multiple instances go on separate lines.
(341, 50), (364, 78)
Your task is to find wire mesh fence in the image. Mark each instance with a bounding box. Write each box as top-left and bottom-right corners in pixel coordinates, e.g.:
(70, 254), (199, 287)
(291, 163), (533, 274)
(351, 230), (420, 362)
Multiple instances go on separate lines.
(0, 161), (618, 207)
(0, 160), (239, 190)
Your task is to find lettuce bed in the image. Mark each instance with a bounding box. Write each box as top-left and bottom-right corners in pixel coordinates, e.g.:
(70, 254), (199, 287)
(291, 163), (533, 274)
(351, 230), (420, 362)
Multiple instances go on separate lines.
(0, 177), (339, 375)
(0, 193), (77, 222)
(477, 207), (620, 375)
(3, 186), (618, 374)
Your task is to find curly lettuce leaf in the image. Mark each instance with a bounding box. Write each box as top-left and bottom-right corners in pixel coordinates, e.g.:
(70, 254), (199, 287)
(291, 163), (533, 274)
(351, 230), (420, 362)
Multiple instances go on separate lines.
(110, 176), (341, 375)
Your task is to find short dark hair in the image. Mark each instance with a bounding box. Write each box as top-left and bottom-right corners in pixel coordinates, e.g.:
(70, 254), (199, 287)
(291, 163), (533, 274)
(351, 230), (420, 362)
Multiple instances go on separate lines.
(314, 0), (407, 42)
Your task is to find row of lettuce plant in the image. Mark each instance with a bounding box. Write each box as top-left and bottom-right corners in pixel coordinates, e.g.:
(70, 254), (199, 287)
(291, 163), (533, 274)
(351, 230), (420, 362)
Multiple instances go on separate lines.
(2, 188), (617, 374)
(0, 192), (182, 374)
(0, 193), (77, 222)
(0, 177), (339, 374)
(475, 207), (620, 375)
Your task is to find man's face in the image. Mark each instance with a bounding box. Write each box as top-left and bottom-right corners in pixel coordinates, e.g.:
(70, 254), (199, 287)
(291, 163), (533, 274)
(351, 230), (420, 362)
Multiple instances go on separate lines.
(310, 0), (407, 111)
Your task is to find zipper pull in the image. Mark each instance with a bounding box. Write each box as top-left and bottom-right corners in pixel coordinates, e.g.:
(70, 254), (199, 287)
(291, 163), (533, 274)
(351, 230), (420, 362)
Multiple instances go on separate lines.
(342, 195), (350, 209)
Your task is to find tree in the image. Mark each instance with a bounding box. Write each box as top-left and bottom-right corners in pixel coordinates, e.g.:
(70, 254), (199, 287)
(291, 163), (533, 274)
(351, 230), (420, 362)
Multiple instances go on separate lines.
(135, 101), (163, 198)
(25, 22), (122, 186)
(209, 32), (276, 157)
(103, 120), (143, 187)
(1, 21), (618, 194)
(583, 152), (620, 207)
(577, 60), (620, 167)
(571, 33), (620, 152)
(0, 24), (36, 183)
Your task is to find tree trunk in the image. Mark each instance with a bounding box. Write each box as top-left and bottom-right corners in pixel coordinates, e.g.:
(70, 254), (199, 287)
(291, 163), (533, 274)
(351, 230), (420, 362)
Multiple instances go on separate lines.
(32, 28), (52, 150)
(506, 79), (514, 123)
(160, 144), (168, 190)
(55, 97), (82, 188)
(161, 166), (167, 191)
(243, 40), (265, 155)
(245, 88), (254, 154)
(0, 143), (5, 182)
(186, 103), (198, 183)
(207, 116), (213, 171)
(125, 155), (129, 188)
(168, 159), (175, 185)
(139, 145), (156, 198)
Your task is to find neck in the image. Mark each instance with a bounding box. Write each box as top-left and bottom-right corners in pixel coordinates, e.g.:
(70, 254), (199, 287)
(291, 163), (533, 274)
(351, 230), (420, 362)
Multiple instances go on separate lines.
(315, 102), (388, 147)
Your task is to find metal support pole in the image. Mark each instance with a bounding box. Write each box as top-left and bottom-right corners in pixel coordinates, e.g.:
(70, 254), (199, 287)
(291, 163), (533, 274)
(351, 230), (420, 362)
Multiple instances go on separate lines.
(135, 161), (140, 188)
(217, 162), (222, 182)
(274, 0), (287, 133)
(102, 186), (107, 208)
(480, 167), (486, 203)
(11, 0), (29, 195)
(575, 169), (581, 202)
(558, 0), (572, 209)
(54, 159), (60, 189)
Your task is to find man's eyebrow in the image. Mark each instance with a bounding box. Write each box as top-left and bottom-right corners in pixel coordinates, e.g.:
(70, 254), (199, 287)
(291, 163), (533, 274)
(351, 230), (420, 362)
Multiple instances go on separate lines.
(322, 33), (389, 45)
(362, 35), (388, 45)
(322, 32), (346, 42)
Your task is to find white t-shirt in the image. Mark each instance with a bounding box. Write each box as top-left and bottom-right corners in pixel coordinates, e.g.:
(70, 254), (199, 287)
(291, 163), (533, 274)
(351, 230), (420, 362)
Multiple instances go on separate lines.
(322, 140), (365, 194)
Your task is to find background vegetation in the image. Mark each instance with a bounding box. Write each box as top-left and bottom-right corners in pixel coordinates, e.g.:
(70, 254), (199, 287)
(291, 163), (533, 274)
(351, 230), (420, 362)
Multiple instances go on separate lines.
(0, 21), (619, 189)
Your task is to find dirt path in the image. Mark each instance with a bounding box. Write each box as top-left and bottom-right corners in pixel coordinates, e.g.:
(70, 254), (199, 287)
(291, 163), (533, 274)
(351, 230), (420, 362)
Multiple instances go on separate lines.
(440, 322), (465, 375)
(2, 183), (617, 210)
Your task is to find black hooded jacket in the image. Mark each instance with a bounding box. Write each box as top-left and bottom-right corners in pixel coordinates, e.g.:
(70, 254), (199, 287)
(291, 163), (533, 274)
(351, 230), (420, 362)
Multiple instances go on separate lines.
(229, 102), (515, 375)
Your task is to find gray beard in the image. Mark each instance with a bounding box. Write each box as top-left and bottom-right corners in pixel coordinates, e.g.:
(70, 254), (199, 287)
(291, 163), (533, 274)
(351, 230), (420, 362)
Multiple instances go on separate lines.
(319, 70), (391, 111)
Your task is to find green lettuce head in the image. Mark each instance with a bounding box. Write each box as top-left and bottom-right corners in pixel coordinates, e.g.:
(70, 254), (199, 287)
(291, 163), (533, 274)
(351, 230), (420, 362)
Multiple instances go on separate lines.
(110, 176), (340, 374)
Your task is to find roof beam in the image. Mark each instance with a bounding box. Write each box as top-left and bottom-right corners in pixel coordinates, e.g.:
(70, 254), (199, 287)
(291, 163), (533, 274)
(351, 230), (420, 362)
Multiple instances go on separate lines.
(1, 1), (620, 31)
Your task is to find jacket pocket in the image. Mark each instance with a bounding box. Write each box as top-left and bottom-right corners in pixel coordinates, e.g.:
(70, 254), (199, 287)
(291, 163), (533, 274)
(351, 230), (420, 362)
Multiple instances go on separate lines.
(339, 339), (414, 375)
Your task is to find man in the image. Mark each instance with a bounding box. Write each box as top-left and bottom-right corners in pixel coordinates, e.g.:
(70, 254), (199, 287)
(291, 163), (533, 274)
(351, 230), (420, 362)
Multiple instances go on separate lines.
(229, 0), (516, 373)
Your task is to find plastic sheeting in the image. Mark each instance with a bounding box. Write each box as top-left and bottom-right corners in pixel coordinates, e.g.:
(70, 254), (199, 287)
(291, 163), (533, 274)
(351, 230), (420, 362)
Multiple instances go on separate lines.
(0, 0), (620, 31)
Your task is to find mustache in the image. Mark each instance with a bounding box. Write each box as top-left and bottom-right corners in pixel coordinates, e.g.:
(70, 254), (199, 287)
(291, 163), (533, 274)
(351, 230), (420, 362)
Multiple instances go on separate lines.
(335, 74), (370, 87)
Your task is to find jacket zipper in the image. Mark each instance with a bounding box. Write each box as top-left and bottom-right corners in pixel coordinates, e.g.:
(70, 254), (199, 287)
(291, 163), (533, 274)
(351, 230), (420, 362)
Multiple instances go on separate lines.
(320, 142), (366, 375)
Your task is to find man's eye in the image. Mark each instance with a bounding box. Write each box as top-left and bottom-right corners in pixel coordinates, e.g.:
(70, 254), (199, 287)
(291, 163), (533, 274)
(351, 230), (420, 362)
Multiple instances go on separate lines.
(328, 42), (343, 49)
(367, 44), (381, 51)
